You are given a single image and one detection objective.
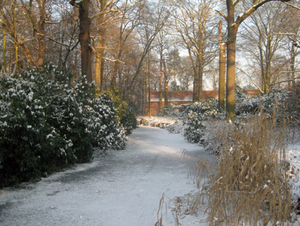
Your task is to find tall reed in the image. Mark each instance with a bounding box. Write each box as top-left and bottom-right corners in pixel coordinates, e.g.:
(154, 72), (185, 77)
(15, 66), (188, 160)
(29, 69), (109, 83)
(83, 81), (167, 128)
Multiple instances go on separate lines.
(204, 113), (291, 225)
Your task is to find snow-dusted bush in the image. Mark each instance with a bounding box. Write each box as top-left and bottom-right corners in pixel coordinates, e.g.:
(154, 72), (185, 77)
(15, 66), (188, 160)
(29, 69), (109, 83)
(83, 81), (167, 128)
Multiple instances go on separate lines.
(184, 111), (206, 144)
(285, 83), (300, 126)
(158, 98), (221, 120)
(157, 103), (179, 117)
(0, 65), (126, 187)
(87, 94), (126, 150)
(235, 88), (288, 118)
(110, 93), (137, 136)
(184, 98), (220, 120)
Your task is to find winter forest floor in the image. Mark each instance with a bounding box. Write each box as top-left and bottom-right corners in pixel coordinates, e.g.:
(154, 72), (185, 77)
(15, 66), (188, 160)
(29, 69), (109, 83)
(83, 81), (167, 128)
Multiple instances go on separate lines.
(0, 123), (216, 226)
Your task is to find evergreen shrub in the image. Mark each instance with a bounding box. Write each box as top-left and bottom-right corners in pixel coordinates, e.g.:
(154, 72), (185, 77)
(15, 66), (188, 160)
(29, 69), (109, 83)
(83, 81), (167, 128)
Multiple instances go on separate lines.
(184, 111), (206, 143)
(285, 83), (300, 126)
(111, 92), (137, 136)
(0, 65), (126, 187)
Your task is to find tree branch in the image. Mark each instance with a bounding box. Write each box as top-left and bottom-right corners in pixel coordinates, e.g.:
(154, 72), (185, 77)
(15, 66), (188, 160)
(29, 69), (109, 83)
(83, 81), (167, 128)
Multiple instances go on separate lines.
(237, 67), (264, 93)
(284, 2), (300, 11)
(89, 0), (114, 21)
(236, 0), (291, 26)
(216, 10), (227, 20)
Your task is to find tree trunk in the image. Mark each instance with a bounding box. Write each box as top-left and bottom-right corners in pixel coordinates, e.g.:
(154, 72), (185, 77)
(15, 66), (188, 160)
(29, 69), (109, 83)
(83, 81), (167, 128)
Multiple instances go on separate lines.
(198, 55), (203, 100)
(148, 53), (151, 118)
(193, 77), (198, 102)
(226, 0), (238, 121)
(219, 20), (226, 110)
(79, 0), (92, 83)
(38, 35), (44, 70)
(291, 43), (296, 89)
(37, 2), (46, 71)
(111, 51), (122, 89)
(159, 54), (163, 111)
(95, 2), (107, 91)
(95, 39), (103, 89)
(13, 2), (18, 73)
(264, 36), (272, 93)
(2, 9), (6, 72)
(163, 59), (169, 106)
(143, 75), (147, 115)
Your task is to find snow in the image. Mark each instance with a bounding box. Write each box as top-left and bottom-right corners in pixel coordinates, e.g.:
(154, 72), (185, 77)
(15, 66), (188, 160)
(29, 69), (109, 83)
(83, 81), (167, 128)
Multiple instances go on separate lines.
(0, 124), (215, 226)
(1, 116), (300, 225)
(286, 143), (300, 203)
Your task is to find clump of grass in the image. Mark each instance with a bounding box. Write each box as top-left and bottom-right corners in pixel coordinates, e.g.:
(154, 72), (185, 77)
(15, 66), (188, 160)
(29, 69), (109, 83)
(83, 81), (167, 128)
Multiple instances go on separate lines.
(202, 113), (292, 225)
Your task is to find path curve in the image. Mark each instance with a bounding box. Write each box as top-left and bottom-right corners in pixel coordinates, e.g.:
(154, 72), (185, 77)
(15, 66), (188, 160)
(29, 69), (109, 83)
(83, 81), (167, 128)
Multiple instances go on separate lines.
(0, 126), (215, 226)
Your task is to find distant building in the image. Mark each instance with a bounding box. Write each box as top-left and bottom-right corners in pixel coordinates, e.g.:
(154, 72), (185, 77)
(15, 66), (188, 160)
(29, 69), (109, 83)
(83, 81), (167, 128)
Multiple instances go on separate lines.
(146, 90), (260, 115)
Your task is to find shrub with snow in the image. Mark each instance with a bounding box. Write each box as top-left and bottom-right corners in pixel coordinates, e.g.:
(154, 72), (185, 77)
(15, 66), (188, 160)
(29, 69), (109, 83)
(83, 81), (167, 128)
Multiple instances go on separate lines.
(285, 82), (300, 126)
(158, 98), (221, 120)
(184, 111), (206, 144)
(109, 92), (137, 136)
(235, 88), (288, 118)
(0, 65), (126, 187)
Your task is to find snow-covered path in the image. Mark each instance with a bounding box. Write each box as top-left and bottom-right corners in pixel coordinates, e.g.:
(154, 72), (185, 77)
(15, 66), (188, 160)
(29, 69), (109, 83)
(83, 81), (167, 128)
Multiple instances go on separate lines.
(0, 126), (215, 226)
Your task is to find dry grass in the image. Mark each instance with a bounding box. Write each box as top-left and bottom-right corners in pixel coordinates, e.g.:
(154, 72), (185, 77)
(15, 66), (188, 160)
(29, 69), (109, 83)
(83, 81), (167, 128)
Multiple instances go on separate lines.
(201, 113), (292, 225)
(156, 111), (294, 225)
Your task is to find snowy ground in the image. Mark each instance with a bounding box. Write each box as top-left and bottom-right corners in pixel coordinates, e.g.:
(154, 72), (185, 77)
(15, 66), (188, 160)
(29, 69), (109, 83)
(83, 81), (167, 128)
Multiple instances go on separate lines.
(0, 124), (216, 226)
(1, 116), (300, 226)
(139, 116), (300, 224)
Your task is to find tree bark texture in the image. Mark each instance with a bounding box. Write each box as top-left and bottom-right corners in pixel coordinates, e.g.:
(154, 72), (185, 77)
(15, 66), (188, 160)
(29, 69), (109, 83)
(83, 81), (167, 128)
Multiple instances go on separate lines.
(219, 20), (226, 110)
(226, 0), (238, 121)
(79, 0), (92, 83)
(95, 0), (108, 91)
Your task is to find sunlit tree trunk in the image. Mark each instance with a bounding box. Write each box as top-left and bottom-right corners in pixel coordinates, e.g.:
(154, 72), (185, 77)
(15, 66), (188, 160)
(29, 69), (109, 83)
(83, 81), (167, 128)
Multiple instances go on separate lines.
(226, 0), (238, 121)
(219, 20), (226, 110)
(13, 1), (18, 73)
(95, 0), (108, 91)
(20, 0), (47, 70)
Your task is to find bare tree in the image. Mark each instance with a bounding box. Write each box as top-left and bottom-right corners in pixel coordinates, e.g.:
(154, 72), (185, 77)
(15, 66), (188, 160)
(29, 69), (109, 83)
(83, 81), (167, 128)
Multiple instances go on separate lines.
(168, 0), (218, 102)
(127, 0), (169, 93)
(218, 0), (291, 121)
(240, 3), (299, 93)
(20, 0), (49, 70)
(110, 0), (141, 90)
(1, 0), (36, 71)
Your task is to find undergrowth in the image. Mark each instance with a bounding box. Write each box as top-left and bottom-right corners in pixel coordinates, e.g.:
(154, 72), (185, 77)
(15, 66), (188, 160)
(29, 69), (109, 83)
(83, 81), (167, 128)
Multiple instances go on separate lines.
(156, 112), (294, 225)
(201, 113), (292, 225)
